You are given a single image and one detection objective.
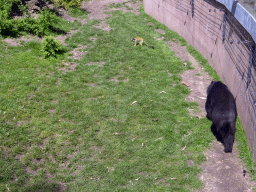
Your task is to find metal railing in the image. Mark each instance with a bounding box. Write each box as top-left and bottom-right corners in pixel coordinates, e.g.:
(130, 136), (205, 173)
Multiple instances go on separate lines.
(237, 0), (256, 17)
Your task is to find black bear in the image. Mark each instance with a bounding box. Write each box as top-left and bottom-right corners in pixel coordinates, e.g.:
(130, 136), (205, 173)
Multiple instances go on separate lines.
(205, 81), (237, 153)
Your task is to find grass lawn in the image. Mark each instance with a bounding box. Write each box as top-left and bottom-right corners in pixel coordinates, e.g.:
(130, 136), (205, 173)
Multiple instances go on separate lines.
(0, 2), (254, 191)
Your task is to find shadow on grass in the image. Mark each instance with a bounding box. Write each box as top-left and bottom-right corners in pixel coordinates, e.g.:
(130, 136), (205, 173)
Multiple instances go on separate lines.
(49, 26), (68, 35)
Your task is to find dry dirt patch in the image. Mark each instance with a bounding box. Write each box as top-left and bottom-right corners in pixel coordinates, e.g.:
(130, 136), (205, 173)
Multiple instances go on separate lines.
(4, 35), (42, 46)
(86, 83), (98, 87)
(88, 61), (105, 66)
(110, 76), (129, 82)
(59, 62), (78, 72)
(106, 1), (142, 15)
(68, 44), (88, 60)
(55, 30), (80, 45)
(58, 8), (87, 25)
(26, 167), (38, 175)
(83, 0), (142, 31)
(155, 29), (165, 35)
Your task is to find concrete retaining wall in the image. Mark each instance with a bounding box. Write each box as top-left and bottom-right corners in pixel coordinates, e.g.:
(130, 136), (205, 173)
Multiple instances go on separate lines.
(144, 0), (256, 160)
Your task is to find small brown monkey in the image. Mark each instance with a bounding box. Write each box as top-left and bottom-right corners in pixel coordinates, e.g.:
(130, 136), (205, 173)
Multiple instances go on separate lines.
(131, 37), (154, 48)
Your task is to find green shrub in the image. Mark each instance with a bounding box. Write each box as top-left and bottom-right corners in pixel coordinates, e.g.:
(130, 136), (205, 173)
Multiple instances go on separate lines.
(40, 36), (62, 58)
(0, 0), (21, 36)
(0, 19), (18, 36)
(17, 16), (38, 34)
(37, 8), (58, 36)
(0, 2), (59, 37)
(55, 0), (82, 10)
(0, 0), (21, 19)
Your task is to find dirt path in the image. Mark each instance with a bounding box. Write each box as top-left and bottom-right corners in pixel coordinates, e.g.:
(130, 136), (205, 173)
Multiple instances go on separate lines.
(166, 41), (256, 191)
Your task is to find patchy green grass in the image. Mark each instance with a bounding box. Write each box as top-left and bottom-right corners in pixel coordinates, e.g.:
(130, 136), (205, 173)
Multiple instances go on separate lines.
(108, 2), (133, 10)
(236, 118), (256, 179)
(68, 8), (88, 18)
(0, 2), (254, 191)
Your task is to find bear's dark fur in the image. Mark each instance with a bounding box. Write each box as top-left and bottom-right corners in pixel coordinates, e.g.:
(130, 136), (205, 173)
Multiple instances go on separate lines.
(205, 81), (237, 153)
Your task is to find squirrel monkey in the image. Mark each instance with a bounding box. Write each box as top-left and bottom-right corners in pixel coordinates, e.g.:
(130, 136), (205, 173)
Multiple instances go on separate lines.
(131, 37), (154, 49)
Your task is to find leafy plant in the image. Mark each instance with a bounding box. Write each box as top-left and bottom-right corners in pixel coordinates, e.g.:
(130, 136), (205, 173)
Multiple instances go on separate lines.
(40, 36), (63, 58)
(0, 0), (21, 36)
(37, 8), (59, 36)
(55, 0), (82, 10)
(0, 0), (21, 18)
(0, 2), (60, 37)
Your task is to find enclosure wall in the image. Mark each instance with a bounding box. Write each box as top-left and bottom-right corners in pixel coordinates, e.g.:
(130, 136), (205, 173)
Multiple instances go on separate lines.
(143, 0), (256, 160)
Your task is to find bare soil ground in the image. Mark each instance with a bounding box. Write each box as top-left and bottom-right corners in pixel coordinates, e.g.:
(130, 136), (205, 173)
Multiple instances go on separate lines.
(3, 0), (256, 191)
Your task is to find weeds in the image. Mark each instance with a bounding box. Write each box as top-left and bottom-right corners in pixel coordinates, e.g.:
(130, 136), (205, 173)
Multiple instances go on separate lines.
(41, 36), (63, 58)
(0, 1), (71, 37)
(55, 0), (82, 10)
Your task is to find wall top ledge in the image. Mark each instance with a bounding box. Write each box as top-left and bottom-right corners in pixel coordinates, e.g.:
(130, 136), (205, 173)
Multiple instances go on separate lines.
(215, 0), (256, 43)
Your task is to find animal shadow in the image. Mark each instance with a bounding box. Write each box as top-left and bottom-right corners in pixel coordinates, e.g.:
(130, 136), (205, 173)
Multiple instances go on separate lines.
(210, 123), (223, 143)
